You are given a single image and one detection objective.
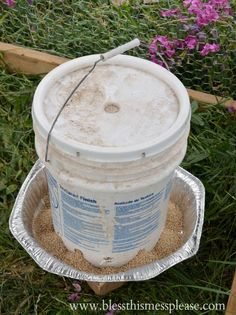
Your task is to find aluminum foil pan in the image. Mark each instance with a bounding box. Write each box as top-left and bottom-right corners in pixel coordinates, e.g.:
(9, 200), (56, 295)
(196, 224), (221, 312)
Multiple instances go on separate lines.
(9, 160), (205, 282)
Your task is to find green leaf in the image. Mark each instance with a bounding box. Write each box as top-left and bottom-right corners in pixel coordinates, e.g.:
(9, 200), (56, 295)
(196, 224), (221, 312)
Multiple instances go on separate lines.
(15, 169), (23, 180)
(0, 180), (7, 191)
(208, 260), (236, 265)
(0, 13), (8, 27)
(191, 100), (199, 113)
(191, 113), (205, 126)
(6, 184), (18, 195)
(187, 151), (209, 164)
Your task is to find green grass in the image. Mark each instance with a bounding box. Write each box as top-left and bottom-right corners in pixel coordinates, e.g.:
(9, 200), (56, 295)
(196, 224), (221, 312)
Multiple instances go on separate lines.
(0, 0), (236, 97)
(0, 1), (236, 314)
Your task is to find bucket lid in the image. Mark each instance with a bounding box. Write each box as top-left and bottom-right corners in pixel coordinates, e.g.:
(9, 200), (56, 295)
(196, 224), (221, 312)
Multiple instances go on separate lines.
(32, 55), (190, 162)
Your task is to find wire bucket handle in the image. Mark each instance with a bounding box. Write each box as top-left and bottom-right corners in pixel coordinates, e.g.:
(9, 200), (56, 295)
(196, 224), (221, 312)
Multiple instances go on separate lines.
(44, 38), (141, 162)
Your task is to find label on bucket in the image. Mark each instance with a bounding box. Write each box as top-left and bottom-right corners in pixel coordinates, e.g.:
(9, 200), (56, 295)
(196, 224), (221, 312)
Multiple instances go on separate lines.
(61, 187), (108, 252)
(46, 171), (63, 235)
(112, 192), (163, 252)
(46, 170), (172, 261)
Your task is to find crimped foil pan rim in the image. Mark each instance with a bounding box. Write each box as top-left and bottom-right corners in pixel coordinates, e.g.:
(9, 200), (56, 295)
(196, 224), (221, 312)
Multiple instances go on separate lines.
(9, 160), (205, 282)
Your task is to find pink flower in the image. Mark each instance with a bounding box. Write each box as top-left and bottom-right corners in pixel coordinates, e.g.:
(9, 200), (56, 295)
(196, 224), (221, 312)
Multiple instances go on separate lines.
(152, 58), (166, 68)
(184, 0), (234, 17)
(183, 0), (196, 7)
(72, 282), (82, 293)
(200, 43), (220, 56)
(149, 53), (166, 68)
(149, 35), (176, 59)
(188, 0), (202, 14)
(184, 35), (198, 49)
(105, 303), (118, 315)
(160, 8), (181, 17)
(156, 36), (176, 57)
(227, 105), (235, 113)
(208, 0), (234, 15)
(165, 48), (175, 58)
(174, 39), (185, 49)
(186, 0), (202, 14)
(68, 292), (80, 302)
(209, 0), (229, 6)
(205, 3), (220, 18)
(196, 4), (220, 26)
(149, 42), (157, 55)
(184, 0), (221, 26)
(6, 0), (15, 6)
(196, 13), (219, 26)
(150, 55), (157, 62)
(149, 35), (166, 55)
(149, 41), (167, 68)
(154, 35), (169, 46)
(211, 0), (226, 3)
(223, 6), (234, 15)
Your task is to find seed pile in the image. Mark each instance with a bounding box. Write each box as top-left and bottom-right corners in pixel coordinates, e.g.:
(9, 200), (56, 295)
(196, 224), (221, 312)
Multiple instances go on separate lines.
(32, 197), (184, 274)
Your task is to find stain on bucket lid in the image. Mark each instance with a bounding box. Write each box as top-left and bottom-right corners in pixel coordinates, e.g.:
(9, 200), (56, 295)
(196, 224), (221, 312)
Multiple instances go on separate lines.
(43, 65), (179, 148)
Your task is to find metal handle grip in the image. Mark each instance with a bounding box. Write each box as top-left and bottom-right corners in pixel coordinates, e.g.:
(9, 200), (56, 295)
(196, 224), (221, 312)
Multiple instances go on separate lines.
(101, 38), (140, 61)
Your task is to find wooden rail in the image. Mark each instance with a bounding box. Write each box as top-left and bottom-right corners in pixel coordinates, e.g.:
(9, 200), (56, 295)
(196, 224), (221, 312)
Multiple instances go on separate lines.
(0, 42), (236, 110)
(226, 271), (236, 315)
(0, 42), (69, 75)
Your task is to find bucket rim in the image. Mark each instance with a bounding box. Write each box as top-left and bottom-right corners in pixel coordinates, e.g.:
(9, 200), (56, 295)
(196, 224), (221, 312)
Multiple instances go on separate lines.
(32, 54), (190, 162)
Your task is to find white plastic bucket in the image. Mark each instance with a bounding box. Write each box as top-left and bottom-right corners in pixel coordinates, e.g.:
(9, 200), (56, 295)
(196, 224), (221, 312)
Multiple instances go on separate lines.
(32, 54), (191, 267)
